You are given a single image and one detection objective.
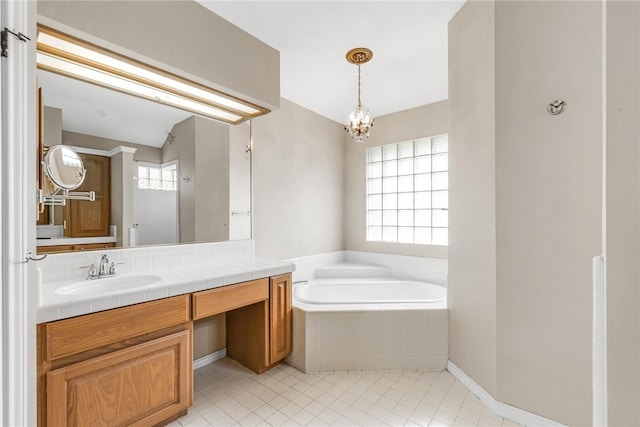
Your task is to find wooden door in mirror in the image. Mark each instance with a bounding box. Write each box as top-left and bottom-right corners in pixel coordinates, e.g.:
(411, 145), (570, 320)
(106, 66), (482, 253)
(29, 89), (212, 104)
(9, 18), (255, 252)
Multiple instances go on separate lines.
(63, 153), (111, 237)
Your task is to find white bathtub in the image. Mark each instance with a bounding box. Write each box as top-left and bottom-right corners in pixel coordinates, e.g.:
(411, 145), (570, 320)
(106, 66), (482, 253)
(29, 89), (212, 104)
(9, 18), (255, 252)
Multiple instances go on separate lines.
(288, 276), (448, 373)
(294, 278), (446, 305)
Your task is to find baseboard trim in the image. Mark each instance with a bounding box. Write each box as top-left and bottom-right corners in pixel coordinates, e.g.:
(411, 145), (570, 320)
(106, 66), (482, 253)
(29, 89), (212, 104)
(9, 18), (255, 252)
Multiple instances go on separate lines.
(194, 348), (227, 370)
(447, 361), (566, 427)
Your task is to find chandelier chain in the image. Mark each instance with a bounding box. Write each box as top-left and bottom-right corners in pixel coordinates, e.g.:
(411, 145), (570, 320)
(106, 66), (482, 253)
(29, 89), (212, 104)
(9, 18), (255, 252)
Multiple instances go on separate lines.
(357, 64), (362, 107)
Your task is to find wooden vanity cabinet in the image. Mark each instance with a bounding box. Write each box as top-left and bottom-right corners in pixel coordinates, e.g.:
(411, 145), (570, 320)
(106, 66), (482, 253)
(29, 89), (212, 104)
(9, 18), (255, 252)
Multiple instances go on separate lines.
(47, 331), (189, 427)
(269, 273), (292, 363)
(37, 295), (192, 427)
(223, 273), (292, 373)
(38, 272), (292, 425)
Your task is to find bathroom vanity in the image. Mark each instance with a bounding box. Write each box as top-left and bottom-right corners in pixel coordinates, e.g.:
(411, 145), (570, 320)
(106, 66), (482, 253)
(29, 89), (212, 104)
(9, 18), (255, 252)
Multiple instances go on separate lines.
(38, 295), (192, 427)
(36, 250), (293, 427)
(28, 5), (283, 425)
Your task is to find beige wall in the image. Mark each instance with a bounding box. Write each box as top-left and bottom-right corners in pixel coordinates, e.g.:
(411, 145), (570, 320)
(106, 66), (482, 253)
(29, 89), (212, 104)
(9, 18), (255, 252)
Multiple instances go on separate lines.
(450, 1), (603, 425)
(252, 98), (344, 259)
(189, 99), (345, 357)
(37, 0), (280, 111)
(229, 123), (252, 240)
(164, 117), (196, 243)
(193, 99), (346, 357)
(344, 101), (449, 259)
(605, 2), (640, 425)
(63, 131), (162, 163)
(193, 315), (226, 360)
(494, 3), (601, 425)
(448, 0), (497, 396)
(163, 116), (230, 243)
(42, 106), (61, 147)
(194, 118), (230, 243)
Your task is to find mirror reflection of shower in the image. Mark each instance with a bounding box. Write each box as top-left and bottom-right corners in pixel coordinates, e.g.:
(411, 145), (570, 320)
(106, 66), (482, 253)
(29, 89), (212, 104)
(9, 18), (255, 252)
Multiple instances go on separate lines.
(132, 161), (179, 246)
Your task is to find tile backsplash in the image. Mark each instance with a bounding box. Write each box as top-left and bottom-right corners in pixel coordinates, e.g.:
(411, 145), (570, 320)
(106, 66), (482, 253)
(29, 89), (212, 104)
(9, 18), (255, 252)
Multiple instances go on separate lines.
(38, 240), (255, 286)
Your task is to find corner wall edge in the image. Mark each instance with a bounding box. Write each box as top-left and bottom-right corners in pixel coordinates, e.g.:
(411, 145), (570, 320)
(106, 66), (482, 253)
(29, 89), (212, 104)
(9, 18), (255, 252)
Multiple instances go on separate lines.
(447, 360), (566, 427)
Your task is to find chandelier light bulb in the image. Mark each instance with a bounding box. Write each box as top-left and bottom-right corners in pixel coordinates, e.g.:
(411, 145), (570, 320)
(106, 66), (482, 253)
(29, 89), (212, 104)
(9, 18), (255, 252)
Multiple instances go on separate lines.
(345, 104), (373, 143)
(344, 48), (374, 143)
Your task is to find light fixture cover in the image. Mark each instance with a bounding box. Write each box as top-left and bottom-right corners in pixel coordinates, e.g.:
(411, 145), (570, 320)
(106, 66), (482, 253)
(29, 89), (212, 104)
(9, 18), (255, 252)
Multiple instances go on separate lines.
(36, 25), (269, 124)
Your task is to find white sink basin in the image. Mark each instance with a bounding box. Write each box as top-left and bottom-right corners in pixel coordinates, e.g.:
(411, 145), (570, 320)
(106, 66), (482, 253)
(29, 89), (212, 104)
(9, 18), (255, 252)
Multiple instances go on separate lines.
(55, 275), (163, 296)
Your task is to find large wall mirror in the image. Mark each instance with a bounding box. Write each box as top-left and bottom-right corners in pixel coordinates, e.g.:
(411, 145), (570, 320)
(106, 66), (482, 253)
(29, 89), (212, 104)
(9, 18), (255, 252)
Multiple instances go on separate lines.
(36, 52), (253, 253)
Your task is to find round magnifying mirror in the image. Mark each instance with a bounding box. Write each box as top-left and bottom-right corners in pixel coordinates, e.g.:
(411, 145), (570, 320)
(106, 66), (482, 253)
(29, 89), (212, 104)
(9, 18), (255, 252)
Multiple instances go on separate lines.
(43, 145), (86, 191)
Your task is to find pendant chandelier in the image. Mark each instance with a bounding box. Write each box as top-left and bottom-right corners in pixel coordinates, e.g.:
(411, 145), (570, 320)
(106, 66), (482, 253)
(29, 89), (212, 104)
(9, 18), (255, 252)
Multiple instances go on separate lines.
(344, 48), (374, 143)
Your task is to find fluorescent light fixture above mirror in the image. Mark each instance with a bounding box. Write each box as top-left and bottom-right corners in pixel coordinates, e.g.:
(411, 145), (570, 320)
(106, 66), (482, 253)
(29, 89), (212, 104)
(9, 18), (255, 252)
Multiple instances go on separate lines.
(36, 25), (269, 124)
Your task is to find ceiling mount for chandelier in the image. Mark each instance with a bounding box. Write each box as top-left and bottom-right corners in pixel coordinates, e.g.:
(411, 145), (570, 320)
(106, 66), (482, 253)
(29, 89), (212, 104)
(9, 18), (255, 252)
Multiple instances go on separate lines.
(344, 47), (374, 143)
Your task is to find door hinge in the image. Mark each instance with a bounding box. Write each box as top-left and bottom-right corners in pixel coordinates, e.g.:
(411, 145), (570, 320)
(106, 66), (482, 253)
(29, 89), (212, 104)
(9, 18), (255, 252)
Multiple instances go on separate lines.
(1, 27), (31, 58)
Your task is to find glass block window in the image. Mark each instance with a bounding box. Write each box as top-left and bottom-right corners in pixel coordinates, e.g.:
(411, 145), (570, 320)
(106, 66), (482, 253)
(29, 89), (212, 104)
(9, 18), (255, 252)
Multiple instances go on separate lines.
(366, 135), (448, 245)
(138, 163), (177, 191)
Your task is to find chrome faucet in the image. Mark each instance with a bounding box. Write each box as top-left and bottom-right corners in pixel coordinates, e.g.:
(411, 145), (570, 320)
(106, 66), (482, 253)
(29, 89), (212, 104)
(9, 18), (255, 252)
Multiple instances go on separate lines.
(99, 254), (110, 276)
(85, 254), (120, 280)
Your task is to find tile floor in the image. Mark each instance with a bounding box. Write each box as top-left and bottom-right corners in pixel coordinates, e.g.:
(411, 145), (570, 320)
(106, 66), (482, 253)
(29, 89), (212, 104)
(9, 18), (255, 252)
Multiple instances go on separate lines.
(170, 358), (522, 427)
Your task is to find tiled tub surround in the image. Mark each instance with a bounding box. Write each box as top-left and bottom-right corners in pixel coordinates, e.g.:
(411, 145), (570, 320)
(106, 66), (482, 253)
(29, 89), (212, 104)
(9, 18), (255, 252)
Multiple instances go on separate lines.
(287, 250), (448, 284)
(37, 240), (294, 323)
(290, 306), (448, 373)
(288, 263), (448, 373)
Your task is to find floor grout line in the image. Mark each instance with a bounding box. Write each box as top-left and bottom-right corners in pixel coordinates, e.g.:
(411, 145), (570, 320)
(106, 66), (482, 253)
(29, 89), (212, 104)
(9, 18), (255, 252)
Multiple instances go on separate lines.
(170, 358), (521, 427)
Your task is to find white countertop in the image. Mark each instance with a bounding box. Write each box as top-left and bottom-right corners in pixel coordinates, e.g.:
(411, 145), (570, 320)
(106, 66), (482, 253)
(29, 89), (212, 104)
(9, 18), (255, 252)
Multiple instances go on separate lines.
(36, 236), (117, 246)
(38, 257), (295, 323)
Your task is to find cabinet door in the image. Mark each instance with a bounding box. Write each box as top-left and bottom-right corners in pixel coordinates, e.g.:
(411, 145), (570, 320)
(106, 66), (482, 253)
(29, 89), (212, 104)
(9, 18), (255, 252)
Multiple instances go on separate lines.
(46, 330), (190, 427)
(269, 273), (292, 364)
(65, 153), (111, 237)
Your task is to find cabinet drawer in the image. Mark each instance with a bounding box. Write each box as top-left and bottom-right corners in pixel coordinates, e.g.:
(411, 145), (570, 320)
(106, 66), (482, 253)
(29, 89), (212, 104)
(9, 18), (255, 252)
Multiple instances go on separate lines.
(37, 245), (74, 254)
(192, 278), (268, 320)
(72, 242), (116, 251)
(44, 295), (190, 361)
(46, 330), (190, 427)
